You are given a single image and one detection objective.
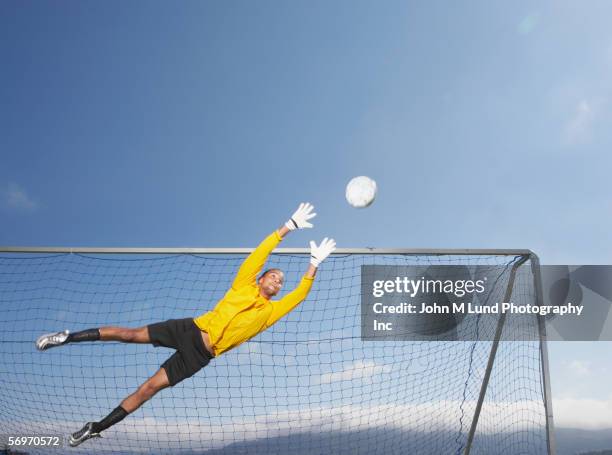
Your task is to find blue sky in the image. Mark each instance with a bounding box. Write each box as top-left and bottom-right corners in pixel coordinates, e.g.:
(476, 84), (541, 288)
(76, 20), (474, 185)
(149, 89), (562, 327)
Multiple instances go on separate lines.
(2, 0), (612, 432)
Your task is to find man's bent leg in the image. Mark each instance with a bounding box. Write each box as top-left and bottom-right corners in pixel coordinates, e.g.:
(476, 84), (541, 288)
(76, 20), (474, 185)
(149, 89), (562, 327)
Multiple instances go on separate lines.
(120, 367), (170, 413)
(69, 368), (170, 447)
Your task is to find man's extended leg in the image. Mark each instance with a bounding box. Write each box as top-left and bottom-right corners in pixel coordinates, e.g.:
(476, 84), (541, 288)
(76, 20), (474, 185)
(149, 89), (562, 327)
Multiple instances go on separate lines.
(99, 326), (150, 343)
(36, 326), (150, 350)
(69, 368), (170, 447)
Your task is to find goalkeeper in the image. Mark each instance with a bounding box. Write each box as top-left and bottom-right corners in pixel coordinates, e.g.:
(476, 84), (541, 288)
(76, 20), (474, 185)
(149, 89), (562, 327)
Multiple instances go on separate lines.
(35, 202), (336, 447)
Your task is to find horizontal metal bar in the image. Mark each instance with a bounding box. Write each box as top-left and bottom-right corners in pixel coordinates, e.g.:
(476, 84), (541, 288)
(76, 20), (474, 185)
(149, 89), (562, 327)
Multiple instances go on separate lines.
(0, 246), (533, 256)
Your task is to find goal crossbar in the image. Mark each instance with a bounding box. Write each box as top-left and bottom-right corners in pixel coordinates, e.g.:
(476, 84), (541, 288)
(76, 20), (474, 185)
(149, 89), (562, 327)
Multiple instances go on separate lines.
(0, 246), (534, 255)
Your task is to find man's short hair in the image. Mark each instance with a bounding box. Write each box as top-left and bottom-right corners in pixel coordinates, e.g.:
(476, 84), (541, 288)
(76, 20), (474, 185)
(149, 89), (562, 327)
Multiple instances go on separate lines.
(258, 268), (283, 282)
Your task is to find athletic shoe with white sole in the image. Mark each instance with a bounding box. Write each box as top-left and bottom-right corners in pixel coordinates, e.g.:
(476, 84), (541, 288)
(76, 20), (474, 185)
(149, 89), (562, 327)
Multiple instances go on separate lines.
(69, 422), (101, 447)
(35, 330), (70, 351)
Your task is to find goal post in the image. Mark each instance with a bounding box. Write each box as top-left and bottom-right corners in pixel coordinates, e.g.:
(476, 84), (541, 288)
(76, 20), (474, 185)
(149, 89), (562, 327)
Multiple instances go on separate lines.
(0, 246), (554, 455)
(531, 253), (557, 455)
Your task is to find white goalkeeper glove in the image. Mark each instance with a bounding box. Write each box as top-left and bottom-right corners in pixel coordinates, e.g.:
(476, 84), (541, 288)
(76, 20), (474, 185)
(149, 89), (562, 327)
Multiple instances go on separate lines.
(285, 202), (316, 230)
(309, 237), (336, 267)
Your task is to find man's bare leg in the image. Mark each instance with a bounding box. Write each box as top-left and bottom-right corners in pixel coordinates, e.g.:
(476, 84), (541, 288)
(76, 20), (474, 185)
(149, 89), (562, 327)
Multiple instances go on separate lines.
(120, 367), (170, 412)
(99, 326), (150, 344)
(69, 368), (170, 447)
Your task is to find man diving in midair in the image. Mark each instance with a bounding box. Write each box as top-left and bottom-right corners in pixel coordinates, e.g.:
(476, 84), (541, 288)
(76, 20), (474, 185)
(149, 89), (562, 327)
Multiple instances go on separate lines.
(35, 202), (336, 447)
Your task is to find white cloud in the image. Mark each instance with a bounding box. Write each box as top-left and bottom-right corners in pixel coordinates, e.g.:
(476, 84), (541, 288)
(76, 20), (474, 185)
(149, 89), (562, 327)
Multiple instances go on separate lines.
(7, 400), (548, 453)
(554, 396), (612, 429)
(2, 182), (38, 211)
(563, 99), (603, 145)
(566, 359), (592, 377)
(317, 360), (393, 384)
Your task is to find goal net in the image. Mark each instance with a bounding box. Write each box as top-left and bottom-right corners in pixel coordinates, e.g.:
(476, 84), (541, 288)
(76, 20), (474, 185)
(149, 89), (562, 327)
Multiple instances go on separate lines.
(0, 248), (553, 454)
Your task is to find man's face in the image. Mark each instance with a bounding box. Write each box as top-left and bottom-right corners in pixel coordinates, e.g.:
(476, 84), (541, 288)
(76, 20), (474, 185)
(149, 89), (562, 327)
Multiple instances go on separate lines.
(258, 269), (284, 298)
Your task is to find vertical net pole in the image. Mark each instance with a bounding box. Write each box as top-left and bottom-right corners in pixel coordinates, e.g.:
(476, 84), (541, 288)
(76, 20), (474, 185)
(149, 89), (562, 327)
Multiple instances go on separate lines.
(531, 253), (556, 455)
(463, 255), (529, 455)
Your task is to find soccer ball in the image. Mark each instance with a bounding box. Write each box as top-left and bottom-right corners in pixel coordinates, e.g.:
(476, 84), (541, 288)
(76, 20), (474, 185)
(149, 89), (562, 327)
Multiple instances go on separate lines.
(345, 176), (377, 208)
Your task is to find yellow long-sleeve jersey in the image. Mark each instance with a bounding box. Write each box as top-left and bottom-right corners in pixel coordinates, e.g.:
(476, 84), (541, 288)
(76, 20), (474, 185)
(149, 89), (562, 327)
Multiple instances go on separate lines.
(194, 231), (314, 356)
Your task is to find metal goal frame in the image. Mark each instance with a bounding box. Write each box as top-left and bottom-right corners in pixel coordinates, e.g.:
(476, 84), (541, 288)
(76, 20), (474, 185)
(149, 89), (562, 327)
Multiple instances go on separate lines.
(0, 246), (556, 455)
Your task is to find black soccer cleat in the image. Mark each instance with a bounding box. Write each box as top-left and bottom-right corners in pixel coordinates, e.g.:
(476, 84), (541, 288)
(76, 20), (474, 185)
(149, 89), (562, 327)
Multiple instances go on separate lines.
(36, 330), (70, 351)
(69, 422), (101, 447)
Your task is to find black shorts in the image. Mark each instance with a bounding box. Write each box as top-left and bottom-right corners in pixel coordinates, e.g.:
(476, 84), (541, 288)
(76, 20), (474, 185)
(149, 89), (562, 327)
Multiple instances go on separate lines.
(147, 318), (213, 386)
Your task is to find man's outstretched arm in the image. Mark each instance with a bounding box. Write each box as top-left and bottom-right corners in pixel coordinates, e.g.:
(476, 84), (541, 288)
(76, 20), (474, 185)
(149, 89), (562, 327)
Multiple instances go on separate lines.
(232, 203), (316, 290)
(265, 237), (336, 328)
